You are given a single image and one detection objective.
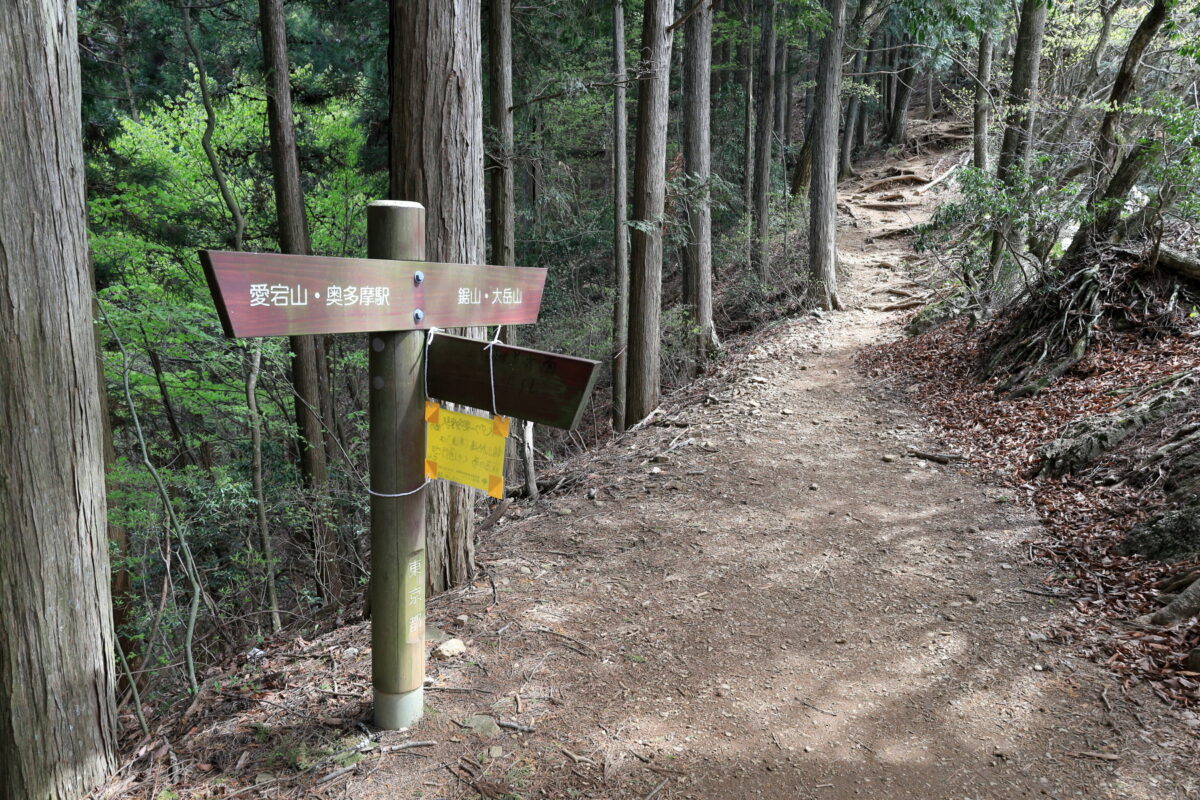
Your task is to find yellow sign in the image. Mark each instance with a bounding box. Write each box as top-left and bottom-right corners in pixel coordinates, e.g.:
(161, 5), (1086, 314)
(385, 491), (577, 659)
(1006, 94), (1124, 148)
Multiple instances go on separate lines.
(424, 401), (509, 498)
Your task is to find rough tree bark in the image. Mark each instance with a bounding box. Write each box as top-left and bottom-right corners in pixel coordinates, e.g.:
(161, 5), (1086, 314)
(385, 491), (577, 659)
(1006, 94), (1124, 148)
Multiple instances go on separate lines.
(774, 37), (788, 145)
(683, 0), (718, 371)
(487, 0), (537, 498)
(488, 0), (515, 269)
(612, 0), (630, 432)
(886, 44), (915, 144)
(1063, 0), (1170, 264)
(625, 0), (674, 424)
(258, 0), (340, 602)
(838, 0), (874, 180)
(789, 115), (815, 194)
(390, 0), (483, 590)
(740, 14), (755, 213)
(987, 0), (1047, 279)
(839, 49), (865, 180)
(973, 29), (993, 172)
(0, 1), (118, 796)
(808, 0), (847, 311)
(751, 0), (777, 278)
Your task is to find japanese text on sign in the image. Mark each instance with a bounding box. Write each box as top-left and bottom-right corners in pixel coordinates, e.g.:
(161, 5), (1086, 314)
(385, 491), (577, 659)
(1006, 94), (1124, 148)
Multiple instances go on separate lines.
(423, 401), (508, 499)
(457, 287), (523, 306)
(249, 283), (391, 308)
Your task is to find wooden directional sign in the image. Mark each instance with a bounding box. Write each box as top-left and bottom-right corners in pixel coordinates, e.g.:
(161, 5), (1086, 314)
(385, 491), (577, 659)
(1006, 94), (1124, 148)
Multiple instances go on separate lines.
(200, 250), (547, 338)
(426, 333), (600, 430)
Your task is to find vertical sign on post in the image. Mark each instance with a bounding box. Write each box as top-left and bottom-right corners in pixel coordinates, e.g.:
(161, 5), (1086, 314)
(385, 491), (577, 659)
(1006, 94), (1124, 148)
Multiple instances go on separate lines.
(366, 200), (427, 729)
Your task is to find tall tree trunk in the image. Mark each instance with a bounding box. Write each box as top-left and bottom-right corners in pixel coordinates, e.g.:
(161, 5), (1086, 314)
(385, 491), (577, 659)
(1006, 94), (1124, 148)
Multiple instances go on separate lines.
(390, 0), (483, 590)
(625, 0), (673, 424)
(1064, 0), (1170, 264)
(987, 0), (1048, 280)
(488, 0), (536, 496)
(856, 39), (872, 150)
(95, 315), (133, 673)
(774, 38), (788, 144)
(785, 48), (795, 152)
(183, 8), (244, 251)
(882, 34), (894, 125)
(789, 115), (815, 194)
(245, 343), (282, 632)
(925, 61), (935, 120)
(887, 45), (915, 143)
(839, 49), (865, 179)
(683, 0), (717, 372)
(611, 0), (629, 432)
(488, 0), (515, 268)
(808, 0), (846, 311)
(0, 1), (117, 796)
(740, 25), (755, 212)
(973, 29), (993, 172)
(257, 0), (340, 602)
(803, 31), (815, 122)
(751, 0), (777, 278)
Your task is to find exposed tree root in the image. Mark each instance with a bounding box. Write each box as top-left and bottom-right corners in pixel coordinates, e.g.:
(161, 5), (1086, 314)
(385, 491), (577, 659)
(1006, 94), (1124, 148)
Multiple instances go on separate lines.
(981, 243), (1196, 399)
(1137, 567), (1200, 627)
(1037, 372), (1197, 477)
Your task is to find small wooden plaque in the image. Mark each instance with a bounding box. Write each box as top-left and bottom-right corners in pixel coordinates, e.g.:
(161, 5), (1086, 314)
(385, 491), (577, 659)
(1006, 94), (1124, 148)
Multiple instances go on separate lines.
(425, 334), (600, 430)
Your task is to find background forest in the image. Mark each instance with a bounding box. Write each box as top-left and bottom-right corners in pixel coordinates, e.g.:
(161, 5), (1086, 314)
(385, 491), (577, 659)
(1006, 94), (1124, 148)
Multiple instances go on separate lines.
(35, 0), (1200, 784)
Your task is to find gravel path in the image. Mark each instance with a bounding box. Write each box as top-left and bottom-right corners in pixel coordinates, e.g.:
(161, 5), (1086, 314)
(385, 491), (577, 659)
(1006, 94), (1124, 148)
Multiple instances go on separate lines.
(353, 146), (1196, 800)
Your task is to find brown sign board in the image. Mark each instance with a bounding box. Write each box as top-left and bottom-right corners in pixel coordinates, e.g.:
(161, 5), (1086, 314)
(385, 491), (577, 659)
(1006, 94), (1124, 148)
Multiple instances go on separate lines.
(425, 334), (600, 430)
(200, 250), (547, 338)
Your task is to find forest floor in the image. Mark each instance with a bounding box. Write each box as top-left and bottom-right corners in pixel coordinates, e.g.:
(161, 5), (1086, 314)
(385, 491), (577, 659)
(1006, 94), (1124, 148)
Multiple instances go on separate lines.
(109, 130), (1198, 800)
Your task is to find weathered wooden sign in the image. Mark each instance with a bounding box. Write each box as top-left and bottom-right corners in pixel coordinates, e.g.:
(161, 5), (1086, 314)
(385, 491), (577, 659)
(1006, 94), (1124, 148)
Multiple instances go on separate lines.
(200, 250), (547, 337)
(425, 333), (600, 430)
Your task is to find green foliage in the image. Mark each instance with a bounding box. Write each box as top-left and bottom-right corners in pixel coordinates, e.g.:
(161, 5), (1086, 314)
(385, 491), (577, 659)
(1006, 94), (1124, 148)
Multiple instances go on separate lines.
(91, 62), (380, 693)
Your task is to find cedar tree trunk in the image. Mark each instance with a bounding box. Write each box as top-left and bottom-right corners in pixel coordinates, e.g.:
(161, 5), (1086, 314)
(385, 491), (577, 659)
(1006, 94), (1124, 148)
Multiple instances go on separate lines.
(390, 0), (483, 590)
(0, 1), (118, 796)
(625, 0), (673, 424)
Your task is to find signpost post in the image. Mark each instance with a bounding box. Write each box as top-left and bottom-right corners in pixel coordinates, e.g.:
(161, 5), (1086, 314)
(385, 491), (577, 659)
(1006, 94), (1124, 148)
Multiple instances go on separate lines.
(200, 200), (598, 730)
(366, 201), (428, 729)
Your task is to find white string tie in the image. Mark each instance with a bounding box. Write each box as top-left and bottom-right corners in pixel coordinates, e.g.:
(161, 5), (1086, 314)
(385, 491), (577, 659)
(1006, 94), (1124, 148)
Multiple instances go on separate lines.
(482, 325), (504, 416)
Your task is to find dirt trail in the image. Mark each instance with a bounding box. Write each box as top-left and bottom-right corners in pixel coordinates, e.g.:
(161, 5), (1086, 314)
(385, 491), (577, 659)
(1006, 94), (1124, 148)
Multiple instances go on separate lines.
(347, 143), (1196, 799)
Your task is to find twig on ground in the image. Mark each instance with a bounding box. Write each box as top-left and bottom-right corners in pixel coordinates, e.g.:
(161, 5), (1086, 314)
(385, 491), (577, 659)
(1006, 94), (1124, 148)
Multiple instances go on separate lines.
(906, 449), (964, 464)
(644, 777), (669, 800)
(500, 720), (536, 733)
(800, 699), (838, 716)
(561, 747), (594, 764)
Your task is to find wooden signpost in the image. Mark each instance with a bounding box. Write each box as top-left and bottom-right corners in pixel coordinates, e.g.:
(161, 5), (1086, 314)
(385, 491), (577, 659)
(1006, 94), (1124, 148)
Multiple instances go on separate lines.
(201, 200), (598, 730)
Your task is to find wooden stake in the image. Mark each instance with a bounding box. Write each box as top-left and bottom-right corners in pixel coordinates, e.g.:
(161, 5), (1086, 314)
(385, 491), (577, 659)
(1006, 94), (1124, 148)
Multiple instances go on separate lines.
(367, 200), (428, 729)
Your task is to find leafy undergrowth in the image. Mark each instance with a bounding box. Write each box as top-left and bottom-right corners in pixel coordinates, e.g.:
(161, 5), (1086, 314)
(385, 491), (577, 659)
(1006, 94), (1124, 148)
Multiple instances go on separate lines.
(860, 315), (1200, 710)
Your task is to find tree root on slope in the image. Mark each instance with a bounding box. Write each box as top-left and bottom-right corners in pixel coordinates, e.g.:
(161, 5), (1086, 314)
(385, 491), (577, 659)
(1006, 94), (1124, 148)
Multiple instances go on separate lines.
(981, 243), (1196, 399)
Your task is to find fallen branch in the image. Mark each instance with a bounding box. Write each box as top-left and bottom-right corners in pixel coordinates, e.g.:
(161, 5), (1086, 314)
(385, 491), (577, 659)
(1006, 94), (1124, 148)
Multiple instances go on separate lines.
(871, 225), (918, 241)
(860, 174), (929, 193)
(478, 498), (511, 533)
(500, 720), (536, 733)
(916, 160), (964, 195)
(857, 201), (924, 211)
(906, 449), (965, 464)
(867, 298), (926, 311)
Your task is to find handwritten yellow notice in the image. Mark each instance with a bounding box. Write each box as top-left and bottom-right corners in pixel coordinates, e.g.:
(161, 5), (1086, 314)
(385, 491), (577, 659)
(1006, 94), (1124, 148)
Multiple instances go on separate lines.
(424, 401), (509, 498)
